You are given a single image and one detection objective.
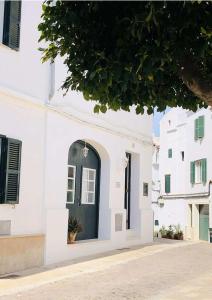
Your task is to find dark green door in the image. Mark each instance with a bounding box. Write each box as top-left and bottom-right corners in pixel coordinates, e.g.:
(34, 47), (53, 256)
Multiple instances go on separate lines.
(124, 153), (131, 229)
(66, 141), (100, 240)
(199, 204), (209, 241)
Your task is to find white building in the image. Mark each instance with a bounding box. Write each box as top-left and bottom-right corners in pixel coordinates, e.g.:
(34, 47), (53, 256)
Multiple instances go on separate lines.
(0, 1), (153, 274)
(153, 107), (212, 241)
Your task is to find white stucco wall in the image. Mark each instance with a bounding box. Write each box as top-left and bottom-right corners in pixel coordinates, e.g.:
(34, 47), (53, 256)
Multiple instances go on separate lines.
(44, 109), (153, 264)
(0, 1), (153, 265)
(0, 93), (45, 235)
(156, 107), (212, 237)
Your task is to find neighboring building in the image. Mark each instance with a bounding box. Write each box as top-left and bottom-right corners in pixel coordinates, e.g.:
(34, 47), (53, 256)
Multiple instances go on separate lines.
(0, 1), (153, 274)
(153, 107), (212, 241)
(151, 136), (160, 233)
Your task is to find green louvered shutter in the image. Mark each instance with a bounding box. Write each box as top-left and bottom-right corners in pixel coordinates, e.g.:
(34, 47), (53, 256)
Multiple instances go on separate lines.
(0, 136), (7, 204)
(4, 138), (22, 204)
(190, 161), (195, 184)
(195, 118), (199, 140)
(201, 159), (207, 184)
(168, 149), (172, 158)
(165, 175), (171, 194)
(198, 116), (205, 139)
(3, 0), (22, 50)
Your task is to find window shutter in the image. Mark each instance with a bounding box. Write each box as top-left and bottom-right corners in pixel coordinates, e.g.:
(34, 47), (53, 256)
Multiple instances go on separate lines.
(165, 175), (171, 194)
(194, 118), (199, 140)
(3, 0), (22, 50)
(198, 116), (205, 139)
(168, 149), (172, 158)
(190, 161), (195, 184)
(201, 159), (207, 184)
(0, 136), (7, 203)
(4, 138), (22, 204)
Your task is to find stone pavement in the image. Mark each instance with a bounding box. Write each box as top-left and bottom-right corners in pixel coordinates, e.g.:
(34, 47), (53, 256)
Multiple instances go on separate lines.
(0, 239), (212, 299)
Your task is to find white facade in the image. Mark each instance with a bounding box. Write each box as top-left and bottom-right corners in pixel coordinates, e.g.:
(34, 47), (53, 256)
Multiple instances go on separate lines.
(153, 107), (212, 241)
(0, 1), (153, 271)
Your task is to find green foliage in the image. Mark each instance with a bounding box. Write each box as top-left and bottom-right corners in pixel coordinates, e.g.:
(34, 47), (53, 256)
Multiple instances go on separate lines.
(159, 224), (184, 240)
(39, 1), (211, 114)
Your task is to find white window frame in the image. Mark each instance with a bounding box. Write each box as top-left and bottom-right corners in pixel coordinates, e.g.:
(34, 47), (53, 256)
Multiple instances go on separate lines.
(195, 160), (202, 184)
(81, 168), (96, 205)
(0, 1), (5, 43)
(67, 165), (76, 204)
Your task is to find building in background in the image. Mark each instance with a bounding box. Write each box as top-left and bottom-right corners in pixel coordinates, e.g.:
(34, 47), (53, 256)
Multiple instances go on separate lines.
(151, 136), (160, 233)
(153, 107), (212, 241)
(0, 1), (153, 275)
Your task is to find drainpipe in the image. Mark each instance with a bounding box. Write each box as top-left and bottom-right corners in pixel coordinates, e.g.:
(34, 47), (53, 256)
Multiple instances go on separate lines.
(157, 180), (212, 202)
(48, 62), (55, 102)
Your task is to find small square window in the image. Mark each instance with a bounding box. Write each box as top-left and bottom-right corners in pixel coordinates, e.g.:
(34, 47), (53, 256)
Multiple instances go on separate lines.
(143, 183), (148, 196)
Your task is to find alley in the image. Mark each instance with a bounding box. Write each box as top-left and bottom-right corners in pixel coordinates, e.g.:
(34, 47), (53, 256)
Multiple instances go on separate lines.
(0, 239), (212, 299)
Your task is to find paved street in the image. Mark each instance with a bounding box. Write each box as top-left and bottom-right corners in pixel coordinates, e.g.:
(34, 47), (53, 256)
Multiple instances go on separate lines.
(1, 239), (212, 300)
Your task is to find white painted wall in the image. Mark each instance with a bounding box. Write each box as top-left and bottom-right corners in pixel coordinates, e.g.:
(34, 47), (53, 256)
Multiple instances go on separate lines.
(0, 1), (153, 265)
(154, 107), (212, 236)
(44, 109), (153, 263)
(160, 108), (212, 196)
(0, 93), (45, 235)
(0, 1), (50, 102)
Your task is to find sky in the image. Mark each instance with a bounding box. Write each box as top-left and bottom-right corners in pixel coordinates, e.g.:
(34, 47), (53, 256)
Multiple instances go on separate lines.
(153, 108), (170, 137)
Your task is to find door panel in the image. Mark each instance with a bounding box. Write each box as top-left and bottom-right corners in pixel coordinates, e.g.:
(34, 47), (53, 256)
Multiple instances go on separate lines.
(66, 141), (100, 241)
(124, 153), (131, 229)
(199, 204), (209, 241)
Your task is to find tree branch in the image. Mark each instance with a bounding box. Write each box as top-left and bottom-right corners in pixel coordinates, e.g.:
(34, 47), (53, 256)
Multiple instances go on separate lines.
(180, 58), (212, 106)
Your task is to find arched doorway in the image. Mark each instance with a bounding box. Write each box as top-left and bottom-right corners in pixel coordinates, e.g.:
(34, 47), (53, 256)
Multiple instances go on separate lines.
(67, 140), (101, 240)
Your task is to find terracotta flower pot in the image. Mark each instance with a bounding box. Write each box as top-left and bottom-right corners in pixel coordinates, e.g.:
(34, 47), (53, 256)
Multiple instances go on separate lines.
(68, 232), (77, 244)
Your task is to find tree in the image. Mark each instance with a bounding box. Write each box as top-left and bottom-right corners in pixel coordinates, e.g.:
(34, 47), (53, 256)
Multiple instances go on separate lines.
(38, 1), (212, 114)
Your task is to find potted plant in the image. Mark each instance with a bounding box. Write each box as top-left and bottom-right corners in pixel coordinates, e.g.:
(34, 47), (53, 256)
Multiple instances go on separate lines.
(68, 216), (82, 244)
(174, 224), (184, 240)
(159, 226), (167, 238)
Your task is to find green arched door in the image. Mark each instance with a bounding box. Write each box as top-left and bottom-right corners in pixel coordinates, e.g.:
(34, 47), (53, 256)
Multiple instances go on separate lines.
(66, 141), (100, 240)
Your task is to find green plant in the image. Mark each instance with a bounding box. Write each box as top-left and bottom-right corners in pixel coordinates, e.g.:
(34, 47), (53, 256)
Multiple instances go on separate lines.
(166, 225), (175, 239)
(39, 1), (212, 113)
(68, 216), (82, 234)
(174, 224), (184, 240)
(159, 226), (167, 238)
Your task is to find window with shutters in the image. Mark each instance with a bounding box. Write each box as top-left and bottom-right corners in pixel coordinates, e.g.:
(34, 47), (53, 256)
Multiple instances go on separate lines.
(0, 136), (21, 204)
(190, 159), (207, 185)
(194, 116), (205, 140)
(0, 0), (21, 50)
(165, 175), (171, 194)
(168, 149), (172, 158)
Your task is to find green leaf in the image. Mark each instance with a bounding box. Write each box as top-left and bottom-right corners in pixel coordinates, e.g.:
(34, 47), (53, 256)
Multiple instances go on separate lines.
(100, 105), (107, 113)
(94, 105), (100, 113)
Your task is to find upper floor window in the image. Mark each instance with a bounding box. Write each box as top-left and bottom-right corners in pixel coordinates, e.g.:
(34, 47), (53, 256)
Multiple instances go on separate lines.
(0, 0), (21, 50)
(165, 174), (171, 194)
(168, 148), (172, 158)
(181, 151), (184, 161)
(195, 116), (205, 140)
(190, 159), (207, 185)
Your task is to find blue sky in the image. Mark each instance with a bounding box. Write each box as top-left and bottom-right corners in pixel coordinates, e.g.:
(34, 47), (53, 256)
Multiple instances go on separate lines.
(153, 108), (170, 137)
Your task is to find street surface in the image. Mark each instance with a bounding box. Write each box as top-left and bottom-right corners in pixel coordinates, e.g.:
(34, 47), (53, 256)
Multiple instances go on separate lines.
(0, 239), (212, 299)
